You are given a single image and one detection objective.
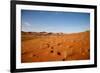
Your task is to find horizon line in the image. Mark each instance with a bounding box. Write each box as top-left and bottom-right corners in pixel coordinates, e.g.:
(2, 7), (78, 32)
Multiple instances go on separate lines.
(21, 30), (90, 34)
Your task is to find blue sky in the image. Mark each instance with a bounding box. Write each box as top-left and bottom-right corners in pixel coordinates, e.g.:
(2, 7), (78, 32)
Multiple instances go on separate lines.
(21, 10), (90, 33)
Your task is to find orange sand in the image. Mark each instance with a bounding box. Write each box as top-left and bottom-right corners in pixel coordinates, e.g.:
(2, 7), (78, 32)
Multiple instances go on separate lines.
(21, 31), (90, 63)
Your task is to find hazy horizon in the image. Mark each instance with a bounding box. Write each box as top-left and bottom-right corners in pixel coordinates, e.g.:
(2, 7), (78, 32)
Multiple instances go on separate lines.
(21, 10), (90, 33)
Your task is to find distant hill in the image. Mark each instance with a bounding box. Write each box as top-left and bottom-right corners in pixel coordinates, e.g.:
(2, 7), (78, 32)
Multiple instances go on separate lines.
(21, 31), (65, 36)
(21, 30), (90, 36)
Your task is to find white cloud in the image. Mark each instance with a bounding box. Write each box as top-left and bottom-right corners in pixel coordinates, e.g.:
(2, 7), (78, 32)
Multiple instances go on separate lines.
(22, 22), (32, 27)
(22, 22), (33, 32)
(22, 22), (44, 32)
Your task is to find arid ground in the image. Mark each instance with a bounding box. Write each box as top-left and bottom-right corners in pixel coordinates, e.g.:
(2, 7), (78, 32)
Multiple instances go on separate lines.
(21, 31), (90, 63)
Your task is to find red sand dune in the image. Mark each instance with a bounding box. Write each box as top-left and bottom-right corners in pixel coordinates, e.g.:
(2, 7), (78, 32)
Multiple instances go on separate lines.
(21, 31), (90, 63)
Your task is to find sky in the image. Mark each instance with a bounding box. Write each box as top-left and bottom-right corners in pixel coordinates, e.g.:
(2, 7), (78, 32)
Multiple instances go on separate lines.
(21, 10), (90, 33)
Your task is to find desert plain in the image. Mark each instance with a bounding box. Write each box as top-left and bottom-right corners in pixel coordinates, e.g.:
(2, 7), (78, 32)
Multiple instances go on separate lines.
(21, 31), (90, 63)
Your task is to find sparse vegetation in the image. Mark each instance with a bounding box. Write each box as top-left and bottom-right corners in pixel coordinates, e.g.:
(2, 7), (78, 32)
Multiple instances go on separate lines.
(21, 31), (90, 63)
(85, 30), (90, 32)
